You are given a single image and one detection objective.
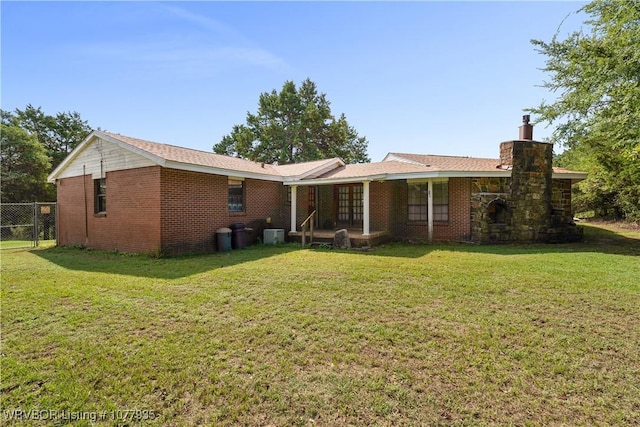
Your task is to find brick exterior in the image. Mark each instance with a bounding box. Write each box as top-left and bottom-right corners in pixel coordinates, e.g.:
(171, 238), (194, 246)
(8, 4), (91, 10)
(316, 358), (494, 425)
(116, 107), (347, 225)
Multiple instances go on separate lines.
(370, 181), (393, 233)
(57, 152), (580, 254)
(306, 178), (471, 242)
(56, 166), (162, 254)
(57, 166), (287, 255)
(56, 175), (91, 248)
(159, 169), (226, 255)
(389, 178), (471, 242)
(159, 170), (285, 255)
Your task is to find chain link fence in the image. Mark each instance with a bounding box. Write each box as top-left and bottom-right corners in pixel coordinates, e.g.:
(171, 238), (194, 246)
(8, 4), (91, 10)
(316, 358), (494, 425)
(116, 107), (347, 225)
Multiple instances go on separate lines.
(1, 203), (57, 249)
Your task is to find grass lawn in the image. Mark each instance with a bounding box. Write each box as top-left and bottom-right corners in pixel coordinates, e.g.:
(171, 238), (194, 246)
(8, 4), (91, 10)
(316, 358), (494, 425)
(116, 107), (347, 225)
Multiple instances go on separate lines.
(0, 240), (56, 250)
(1, 224), (639, 426)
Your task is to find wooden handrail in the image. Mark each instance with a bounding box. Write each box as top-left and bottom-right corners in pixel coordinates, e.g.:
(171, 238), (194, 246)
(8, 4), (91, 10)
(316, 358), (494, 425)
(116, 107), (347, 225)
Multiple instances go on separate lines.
(300, 210), (316, 228)
(300, 210), (316, 247)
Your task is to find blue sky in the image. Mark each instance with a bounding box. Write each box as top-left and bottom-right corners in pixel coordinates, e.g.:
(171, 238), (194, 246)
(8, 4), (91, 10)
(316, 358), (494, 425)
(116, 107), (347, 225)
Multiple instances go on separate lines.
(2, 1), (587, 162)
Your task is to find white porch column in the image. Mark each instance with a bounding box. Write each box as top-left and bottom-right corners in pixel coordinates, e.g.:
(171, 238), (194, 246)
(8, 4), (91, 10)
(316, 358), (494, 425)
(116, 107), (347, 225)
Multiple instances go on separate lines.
(290, 185), (298, 233)
(362, 180), (370, 236)
(427, 180), (434, 243)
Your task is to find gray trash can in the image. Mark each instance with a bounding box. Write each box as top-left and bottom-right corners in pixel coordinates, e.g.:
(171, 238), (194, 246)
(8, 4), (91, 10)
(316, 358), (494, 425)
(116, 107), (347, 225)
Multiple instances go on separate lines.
(215, 227), (232, 252)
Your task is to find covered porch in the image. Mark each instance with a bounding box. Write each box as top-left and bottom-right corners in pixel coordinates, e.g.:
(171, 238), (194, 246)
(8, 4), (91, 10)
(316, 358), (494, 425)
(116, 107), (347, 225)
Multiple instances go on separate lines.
(286, 177), (441, 245)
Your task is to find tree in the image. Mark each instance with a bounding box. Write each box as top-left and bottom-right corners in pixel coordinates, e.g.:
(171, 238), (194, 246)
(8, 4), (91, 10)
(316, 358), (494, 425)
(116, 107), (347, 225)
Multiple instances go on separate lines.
(1, 123), (52, 202)
(528, 0), (640, 221)
(1, 106), (93, 202)
(214, 79), (370, 164)
(13, 104), (92, 170)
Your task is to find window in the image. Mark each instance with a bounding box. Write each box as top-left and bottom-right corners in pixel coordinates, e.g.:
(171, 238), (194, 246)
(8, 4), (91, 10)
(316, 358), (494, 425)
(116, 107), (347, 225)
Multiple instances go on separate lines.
(407, 181), (449, 222)
(94, 178), (106, 213)
(228, 179), (244, 213)
(408, 183), (427, 221)
(432, 181), (449, 222)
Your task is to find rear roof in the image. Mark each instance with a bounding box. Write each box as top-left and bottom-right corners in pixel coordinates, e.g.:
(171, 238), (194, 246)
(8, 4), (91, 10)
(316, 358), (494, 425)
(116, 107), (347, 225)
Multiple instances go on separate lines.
(49, 130), (587, 183)
(384, 152), (502, 172)
(101, 131), (284, 176)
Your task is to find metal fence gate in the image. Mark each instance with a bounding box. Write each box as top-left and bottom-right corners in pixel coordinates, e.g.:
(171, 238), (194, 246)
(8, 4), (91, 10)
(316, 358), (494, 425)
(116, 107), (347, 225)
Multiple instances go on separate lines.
(0, 203), (57, 249)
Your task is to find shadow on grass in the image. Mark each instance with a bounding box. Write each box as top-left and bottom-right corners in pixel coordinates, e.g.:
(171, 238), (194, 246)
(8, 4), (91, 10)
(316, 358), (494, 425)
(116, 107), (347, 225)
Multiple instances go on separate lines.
(32, 244), (303, 279)
(30, 224), (638, 279)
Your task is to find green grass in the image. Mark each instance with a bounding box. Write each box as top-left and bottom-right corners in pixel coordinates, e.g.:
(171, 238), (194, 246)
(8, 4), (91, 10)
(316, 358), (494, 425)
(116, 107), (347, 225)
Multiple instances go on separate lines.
(1, 224), (639, 426)
(1, 239), (55, 250)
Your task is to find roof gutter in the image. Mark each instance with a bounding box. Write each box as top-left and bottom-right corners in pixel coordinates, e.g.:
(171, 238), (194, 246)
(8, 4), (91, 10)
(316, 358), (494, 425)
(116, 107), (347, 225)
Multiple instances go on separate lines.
(164, 160), (285, 182)
(283, 174), (388, 186)
(551, 172), (588, 181)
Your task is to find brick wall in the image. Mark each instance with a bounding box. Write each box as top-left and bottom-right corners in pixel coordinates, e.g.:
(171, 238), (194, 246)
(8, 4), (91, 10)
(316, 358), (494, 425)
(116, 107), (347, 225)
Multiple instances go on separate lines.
(294, 179), (471, 242)
(56, 174), (90, 247)
(159, 169), (226, 255)
(370, 181), (392, 232)
(56, 166), (162, 254)
(57, 166), (287, 255)
(383, 178), (471, 242)
(440, 178), (472, 241)
(160, 169), (285, 255)
(245, 177), (287, 241)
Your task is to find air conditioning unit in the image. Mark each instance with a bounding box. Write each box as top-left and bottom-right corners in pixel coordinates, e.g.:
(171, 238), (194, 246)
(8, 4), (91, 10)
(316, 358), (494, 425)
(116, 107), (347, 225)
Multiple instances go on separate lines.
(263, 228), (285, 245)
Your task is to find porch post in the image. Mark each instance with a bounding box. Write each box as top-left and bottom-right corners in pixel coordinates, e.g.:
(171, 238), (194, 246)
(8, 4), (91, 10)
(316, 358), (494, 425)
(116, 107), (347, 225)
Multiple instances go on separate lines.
(362, 180), (370, 236)
(427, 180), (434, 243)
(290, 185), (297, 232)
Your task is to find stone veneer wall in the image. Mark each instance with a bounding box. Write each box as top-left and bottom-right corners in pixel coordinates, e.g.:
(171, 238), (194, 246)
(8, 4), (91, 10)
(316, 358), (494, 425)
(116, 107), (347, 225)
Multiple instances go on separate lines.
(470, 177), (512, 242)
(472, 140), (582, 243)
(506, 140), (553, 242)
(473, 140), (554, 243)
(548, 178), (583, 242)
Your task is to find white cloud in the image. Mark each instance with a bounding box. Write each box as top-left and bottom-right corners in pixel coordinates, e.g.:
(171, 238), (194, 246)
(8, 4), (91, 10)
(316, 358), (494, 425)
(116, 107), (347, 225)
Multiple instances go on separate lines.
(64, 4), (293, 79)
(67, 39), (291, 79)
(160, 5), (251, 45)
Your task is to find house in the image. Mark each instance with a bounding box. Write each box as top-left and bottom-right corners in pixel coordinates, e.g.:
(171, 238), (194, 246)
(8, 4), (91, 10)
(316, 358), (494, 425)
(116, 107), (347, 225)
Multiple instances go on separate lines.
(48, 117), (587, 255)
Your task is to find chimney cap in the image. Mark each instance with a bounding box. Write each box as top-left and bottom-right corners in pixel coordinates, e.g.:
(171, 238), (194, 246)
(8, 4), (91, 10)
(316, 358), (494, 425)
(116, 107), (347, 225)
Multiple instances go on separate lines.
(519, 115), (533, 140)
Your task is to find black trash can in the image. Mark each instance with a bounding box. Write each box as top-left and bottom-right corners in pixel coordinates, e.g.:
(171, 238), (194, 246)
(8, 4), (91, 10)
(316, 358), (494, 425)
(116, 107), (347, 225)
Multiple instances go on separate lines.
(230, 223), (247, 249)
(215, 227), (232, 252)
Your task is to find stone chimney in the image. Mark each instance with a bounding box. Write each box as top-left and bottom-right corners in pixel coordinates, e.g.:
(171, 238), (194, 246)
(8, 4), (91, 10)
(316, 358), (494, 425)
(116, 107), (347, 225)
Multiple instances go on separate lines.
(473, 116), (582, 244)
(500, 116), (553, 241)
